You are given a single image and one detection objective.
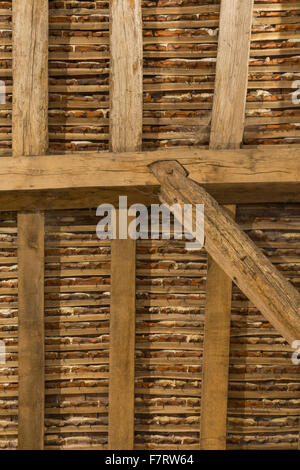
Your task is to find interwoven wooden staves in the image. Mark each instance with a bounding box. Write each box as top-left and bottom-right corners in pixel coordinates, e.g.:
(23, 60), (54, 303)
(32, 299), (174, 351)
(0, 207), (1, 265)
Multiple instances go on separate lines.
(0, 0), (299, 450)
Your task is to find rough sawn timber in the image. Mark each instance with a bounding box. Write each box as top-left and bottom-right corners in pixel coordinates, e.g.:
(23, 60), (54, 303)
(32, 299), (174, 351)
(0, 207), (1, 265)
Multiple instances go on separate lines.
(13, 0), (48, 450)
(1, 147), (300, 192)
(149, 160), (300, 347)
(201, 0), (254, 450)
(210, 0), (253, 149)
(200, 205), (236, 450)
(109, 0), (143, 152)
(108, 0), (142, 451)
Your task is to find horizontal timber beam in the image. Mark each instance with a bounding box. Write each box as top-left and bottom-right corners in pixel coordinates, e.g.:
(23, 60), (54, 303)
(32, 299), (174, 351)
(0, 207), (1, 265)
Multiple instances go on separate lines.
(108, 0), (142, 450)
(14, 0), (48, 450)
(150, 160), (300, 346)
(201, 0), (254, 451)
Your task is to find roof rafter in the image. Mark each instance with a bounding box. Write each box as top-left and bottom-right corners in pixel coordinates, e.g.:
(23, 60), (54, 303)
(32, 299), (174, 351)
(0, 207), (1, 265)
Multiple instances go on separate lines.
(150, 160), (300, 347)
(1, 146), (300, 192)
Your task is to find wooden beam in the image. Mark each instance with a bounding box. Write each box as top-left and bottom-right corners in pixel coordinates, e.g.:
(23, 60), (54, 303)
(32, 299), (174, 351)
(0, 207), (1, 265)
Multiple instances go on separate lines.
(108, 0), (142, 450)
(0, 183), (300, 213)
(17, 212), (45, 450)
(0, 187), (160, 212)
(201, 0), (254, 450)
(109, 0), (143, 152)
(12, 1), (48, 156)
(210, 0), (253, 149)
(149, 160), (300, 347)
(1, 147), (300, 193)
(109, 233), (136, 450)
(13, 0), (48, 449)
(201, 206), (235, 450)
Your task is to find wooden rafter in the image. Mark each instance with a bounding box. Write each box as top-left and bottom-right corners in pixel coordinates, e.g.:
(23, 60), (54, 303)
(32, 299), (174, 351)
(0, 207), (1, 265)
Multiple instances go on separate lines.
(13, 0), (48, 450)
(150, 160), (300, 347)
(201, 0), (254, 450)
(2, 0), (299, 453)
(108, 0), (142, 451)
(109, 236), (136, 450)
(1, 147), (300, 193)
(201, 231), (235, 450)
(17, 212), (45, 449)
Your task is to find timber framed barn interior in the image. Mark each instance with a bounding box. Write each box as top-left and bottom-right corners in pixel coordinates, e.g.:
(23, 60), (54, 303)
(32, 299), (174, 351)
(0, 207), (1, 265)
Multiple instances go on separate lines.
(0, 0), (300, 451)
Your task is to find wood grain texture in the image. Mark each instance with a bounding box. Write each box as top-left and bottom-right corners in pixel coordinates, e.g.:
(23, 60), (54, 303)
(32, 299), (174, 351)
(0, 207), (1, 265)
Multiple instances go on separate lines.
(13, 0), (48, 450)
(149, 161), (300, 347)
(202, 0), (254, 450)
(108, 0), (142, 450)
(109, 235), (136, 450)
(2, 147), (300, 192)
(110, 0), (143, 152)
(0, 183), (300, 213)
(0, 187), (160, 212)
(201, 206), (235, 450)
(210, 0), (254, 149)
(12, 0), (48, 156)
(18, 212), (45, 450)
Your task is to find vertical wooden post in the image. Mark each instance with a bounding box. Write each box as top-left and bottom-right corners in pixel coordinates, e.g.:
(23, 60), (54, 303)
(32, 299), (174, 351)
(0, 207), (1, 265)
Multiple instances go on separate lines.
(201, 206), (235, 450)
(108, 0), (143, 450)
(200, 0), (254, 450)
(13, 0), (48, 450)
(109, 0), (143, 152)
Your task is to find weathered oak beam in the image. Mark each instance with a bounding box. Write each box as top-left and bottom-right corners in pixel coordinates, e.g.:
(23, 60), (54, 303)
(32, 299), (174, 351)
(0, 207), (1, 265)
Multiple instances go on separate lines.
(108, 0), (142, 450)
(1, 147), (300, 193)
(17, 212), (45, 450)
(13, 0), (48, 450)
(12, 2), (48, 156)
(201, 0), (254, 450)
(109, 0), (143, 153)
(150, 160), (300, 347)
(210, 0), (253, 149)
(0, 187), (160, 212)
(0, 183), (300, 213)
(109, 234), (136, 450)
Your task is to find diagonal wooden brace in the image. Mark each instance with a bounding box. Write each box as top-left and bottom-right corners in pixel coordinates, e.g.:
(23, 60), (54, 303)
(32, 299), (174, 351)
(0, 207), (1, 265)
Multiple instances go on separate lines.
(149, 160), (300, 346)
